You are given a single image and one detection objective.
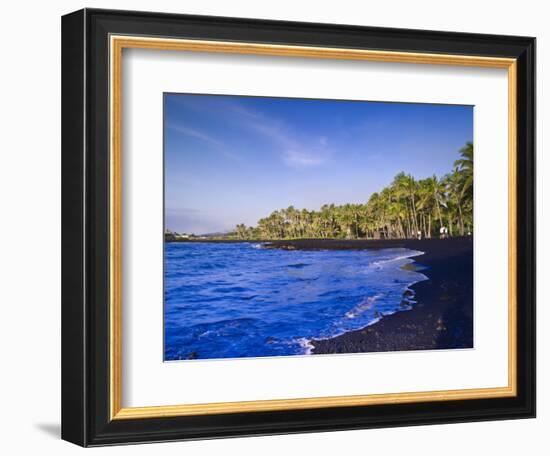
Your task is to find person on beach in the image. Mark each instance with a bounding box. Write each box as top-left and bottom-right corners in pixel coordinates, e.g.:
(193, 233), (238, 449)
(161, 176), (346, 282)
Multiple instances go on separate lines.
(417, 230), (422, 240)
(440, 226), (445, 239)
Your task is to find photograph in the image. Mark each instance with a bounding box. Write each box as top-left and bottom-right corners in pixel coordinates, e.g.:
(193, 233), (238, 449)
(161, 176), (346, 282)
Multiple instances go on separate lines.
(163, 94), (474, 361)
(57, 5), (536, 447)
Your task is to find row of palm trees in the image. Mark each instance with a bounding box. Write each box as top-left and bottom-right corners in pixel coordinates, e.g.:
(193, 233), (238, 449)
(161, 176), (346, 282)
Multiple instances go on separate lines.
(234, 143), (473, 240)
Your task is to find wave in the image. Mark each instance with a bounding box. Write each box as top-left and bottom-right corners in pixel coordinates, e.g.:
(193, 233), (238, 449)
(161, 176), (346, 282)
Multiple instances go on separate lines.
(306, 315), (384, 347)
(369, 249), (425, 268)
(296, 337), (315, 355)
(212, 286), (248, 293)
(345, 294), (382, 319)
(287, 262), (310, 269)
(164, 242), (431, 360)
(307, 281), (427, 350)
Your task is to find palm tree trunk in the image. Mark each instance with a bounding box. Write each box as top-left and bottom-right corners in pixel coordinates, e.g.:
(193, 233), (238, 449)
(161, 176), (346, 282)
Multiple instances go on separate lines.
(435, 196), (443, 230)
(457, 202), (465, 235)
(398, 217), (405, 239)
(410, 194), (419, 234)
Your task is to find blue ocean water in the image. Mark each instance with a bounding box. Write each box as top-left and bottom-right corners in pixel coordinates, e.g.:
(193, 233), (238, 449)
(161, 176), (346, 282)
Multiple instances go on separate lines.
(164, 242), (427, 361)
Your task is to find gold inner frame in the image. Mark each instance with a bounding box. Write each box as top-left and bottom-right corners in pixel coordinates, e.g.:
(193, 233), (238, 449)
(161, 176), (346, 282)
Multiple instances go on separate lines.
(109, 35), (518, 420)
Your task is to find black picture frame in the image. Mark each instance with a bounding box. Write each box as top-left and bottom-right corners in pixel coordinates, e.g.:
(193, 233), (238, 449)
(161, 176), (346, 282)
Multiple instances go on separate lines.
(62, 8), (535, 447)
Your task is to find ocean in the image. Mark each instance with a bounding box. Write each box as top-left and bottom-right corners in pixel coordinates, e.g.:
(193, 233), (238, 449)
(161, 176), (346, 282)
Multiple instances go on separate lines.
(164, 242), (427, 361)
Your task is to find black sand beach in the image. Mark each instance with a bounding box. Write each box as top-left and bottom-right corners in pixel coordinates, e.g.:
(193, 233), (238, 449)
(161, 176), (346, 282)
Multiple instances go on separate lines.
(265, 237), (473, 354)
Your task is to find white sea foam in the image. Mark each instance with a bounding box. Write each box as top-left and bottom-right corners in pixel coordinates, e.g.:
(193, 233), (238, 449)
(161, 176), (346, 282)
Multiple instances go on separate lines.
(309, 316), (384, 345)
(297, 337), (315, 355)
(370, 249), (425, 268)
(345, 294), (383, 319)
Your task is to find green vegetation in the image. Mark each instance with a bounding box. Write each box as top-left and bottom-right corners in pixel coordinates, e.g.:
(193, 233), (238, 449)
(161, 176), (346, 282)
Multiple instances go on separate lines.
(234, 143), (473, 240)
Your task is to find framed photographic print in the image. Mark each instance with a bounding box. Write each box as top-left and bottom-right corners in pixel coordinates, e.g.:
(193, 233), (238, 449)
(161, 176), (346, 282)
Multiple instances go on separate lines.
(61, 8), (536, 447)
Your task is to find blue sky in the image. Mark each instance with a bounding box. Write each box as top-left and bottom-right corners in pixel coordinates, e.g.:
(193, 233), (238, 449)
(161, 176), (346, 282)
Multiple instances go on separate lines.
(165, 94), (473, 234)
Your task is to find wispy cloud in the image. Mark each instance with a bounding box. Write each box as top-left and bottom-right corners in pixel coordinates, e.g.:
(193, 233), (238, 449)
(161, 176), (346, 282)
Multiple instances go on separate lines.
(226, 102), (331, 169)
(168, 124), (241, 160)
(168, 124), (223, 147)
(283, 149), (330, 168)
(168, 95), (332, 168)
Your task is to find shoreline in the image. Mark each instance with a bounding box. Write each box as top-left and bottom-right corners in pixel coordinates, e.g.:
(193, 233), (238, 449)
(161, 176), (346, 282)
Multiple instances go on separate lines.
(262, 237), (470, 252)
(166, 236), (471, 252)
(305, 237), (474, 353)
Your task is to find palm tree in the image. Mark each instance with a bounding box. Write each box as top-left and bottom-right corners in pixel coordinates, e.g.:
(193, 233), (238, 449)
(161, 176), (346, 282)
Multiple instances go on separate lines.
(417, 175), (446, 237)
(233, 142), (473, 241)
(454, 142), (473, 200)
(392, 172), (420, 237)
(442, 170), (466, 236)
(235, 223), (248, 239)
(417, 179), (433, 238)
